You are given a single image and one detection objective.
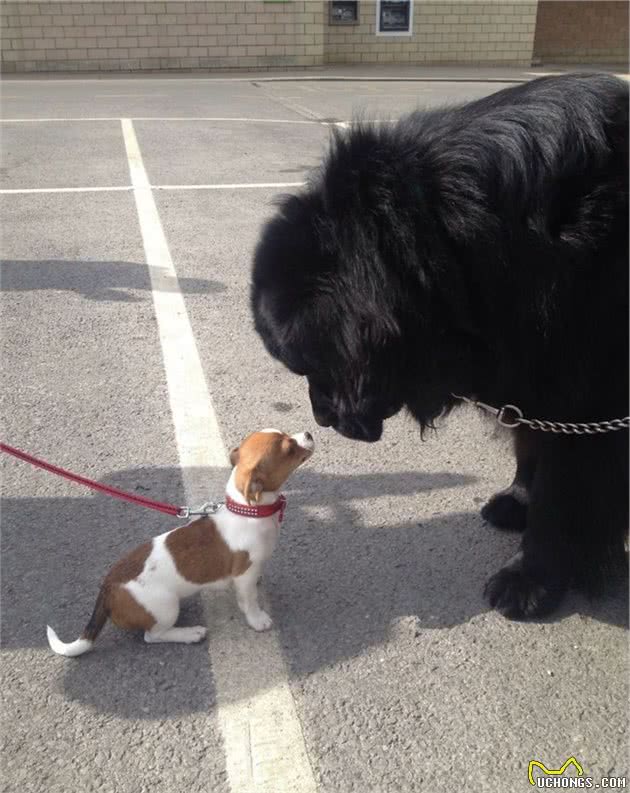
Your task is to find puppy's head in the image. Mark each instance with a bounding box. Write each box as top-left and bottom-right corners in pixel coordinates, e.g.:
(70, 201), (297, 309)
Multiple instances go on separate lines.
(229, 429), (314, 504)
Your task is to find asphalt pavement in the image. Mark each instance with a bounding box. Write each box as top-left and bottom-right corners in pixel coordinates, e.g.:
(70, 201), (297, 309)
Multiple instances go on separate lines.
(1, 70), (627, 793)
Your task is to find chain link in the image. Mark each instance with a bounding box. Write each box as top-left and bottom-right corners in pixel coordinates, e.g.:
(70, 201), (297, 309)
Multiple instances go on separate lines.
(452, 395), (630, 435)
(519, 417), (630, 434)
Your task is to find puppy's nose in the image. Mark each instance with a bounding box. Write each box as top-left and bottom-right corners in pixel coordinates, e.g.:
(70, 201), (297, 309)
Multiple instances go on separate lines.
(304, 431), (313, 442)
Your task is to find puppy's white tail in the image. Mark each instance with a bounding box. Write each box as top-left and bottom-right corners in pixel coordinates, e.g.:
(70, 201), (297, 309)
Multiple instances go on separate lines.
(46, 625), (94, 657)
(47, 585), (108, 657)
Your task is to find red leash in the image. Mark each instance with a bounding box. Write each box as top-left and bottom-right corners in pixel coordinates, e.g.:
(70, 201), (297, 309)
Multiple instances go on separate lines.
(0, 442), (186, 518)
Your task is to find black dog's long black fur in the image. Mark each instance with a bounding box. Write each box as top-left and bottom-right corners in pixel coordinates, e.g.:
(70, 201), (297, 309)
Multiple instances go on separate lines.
(251, 74), (629, 619)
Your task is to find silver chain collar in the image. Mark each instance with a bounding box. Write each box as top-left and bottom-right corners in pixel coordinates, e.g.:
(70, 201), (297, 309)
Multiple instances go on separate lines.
(452, 395), (630, 435)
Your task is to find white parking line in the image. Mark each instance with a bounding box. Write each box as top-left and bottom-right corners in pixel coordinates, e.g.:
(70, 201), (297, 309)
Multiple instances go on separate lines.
(121, 115), (225, 475)
(120, 118), (317, 793)
(153, 182), (305, 190)
(133, 116), (318, 123)
(0, 117), (123, 122)
(0, 116), (319, 124)
(0, 186), (133, 194)
(96, 93), (169, 97)
(0, 183), (304, 195)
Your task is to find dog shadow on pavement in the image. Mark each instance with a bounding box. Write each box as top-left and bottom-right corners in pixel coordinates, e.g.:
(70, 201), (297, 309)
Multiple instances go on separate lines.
(0, 259), (226, 302)
(2, 463), (627, 720)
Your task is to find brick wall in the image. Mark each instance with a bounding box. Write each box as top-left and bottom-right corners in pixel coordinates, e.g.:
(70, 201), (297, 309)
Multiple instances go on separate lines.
(325, 1), (538, 65)
(1, 0), (325, 73)
(7, 1), (622, 74)
(533, 1), (628, 66)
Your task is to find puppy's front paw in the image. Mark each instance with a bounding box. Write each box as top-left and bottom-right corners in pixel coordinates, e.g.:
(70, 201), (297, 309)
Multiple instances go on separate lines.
(247, 610), (273, 632)
(484, 562), (565, 620)
(183, 625), (208, 643)
(481, 492), (527, 531)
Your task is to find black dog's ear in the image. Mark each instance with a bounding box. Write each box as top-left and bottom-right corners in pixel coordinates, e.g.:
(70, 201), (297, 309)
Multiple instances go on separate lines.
(367, 312), (402, 343)
(229, 447), (240, 467)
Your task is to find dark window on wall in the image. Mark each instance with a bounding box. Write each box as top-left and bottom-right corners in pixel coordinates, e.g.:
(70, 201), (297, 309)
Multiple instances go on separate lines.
(330, 1), (359, 25)
(377, 0), (412, 34)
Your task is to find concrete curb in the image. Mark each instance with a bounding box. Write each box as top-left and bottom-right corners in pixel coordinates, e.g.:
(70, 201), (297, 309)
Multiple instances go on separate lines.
(251, 75), (528, 83)
(2, 66), (626, 83)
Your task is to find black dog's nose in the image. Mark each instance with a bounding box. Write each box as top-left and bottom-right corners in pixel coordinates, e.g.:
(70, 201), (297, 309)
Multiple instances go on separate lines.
(304, 431), (313, 442)
(336, 416), (383, 443)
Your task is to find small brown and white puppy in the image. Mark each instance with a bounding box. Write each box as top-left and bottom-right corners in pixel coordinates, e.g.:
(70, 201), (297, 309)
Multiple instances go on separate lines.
(47, 429), (314, 656)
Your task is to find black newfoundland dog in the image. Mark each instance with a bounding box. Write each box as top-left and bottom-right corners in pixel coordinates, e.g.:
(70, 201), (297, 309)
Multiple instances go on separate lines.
(251, 74), (629, 619)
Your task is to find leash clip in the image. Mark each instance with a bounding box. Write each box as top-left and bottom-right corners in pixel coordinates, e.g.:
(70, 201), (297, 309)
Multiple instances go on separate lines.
(453, 394), (523, 428)
(496, 404), (524, 428)
(177, 501), (223, 519)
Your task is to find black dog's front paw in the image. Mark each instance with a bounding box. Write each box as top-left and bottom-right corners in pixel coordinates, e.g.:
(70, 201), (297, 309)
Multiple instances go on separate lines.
(484, 559), (567, 619)
(481, 492), (527, 531)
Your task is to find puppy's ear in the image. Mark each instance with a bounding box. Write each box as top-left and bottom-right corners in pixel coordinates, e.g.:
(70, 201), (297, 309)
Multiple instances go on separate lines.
(235, 465), (264, 505)
(229, 447), (240, 467)
(244, 476), (264, 505)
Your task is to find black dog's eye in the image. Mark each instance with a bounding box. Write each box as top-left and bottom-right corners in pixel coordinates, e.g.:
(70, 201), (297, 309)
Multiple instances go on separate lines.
(308, 378), (334, 401)
(284, 353), (310, 377)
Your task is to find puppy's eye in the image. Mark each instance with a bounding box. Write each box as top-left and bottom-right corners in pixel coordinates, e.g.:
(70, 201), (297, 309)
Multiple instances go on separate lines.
(282, 437), (298, 455)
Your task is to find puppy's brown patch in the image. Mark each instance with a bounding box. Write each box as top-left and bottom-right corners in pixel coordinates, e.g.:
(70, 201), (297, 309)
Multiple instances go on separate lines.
(166, 517), (252, 583)
(107, 540), (153, 586)
(109, 586), (156, 631)
(85, 541), (155, 636)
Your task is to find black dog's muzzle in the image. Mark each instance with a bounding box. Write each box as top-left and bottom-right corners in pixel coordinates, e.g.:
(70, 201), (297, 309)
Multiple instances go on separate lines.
(310, 396), (384, 442)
